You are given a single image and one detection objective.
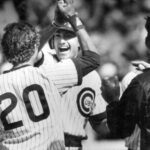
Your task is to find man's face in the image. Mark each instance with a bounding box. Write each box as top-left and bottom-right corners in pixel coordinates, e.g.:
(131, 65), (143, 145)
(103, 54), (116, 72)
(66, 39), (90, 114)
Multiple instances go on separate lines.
(53, 30), (80, 60)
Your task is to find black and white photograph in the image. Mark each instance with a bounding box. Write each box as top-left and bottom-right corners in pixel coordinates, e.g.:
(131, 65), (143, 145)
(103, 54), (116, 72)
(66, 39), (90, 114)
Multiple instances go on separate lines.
(0, 0), (150, 150)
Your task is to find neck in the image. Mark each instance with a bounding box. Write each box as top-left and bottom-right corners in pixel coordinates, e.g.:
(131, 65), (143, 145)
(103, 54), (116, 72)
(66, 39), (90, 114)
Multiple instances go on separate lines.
(13, 59), (35, 69)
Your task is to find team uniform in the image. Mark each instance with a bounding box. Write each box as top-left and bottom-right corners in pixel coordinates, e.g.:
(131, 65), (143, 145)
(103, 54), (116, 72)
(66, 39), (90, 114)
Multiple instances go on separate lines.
(121, 70), (141, 150)
(40, 44), (105, 149)
(61, 70), (107, 149)
(0, 56), (87, 150)
(0, 42), (100, 150)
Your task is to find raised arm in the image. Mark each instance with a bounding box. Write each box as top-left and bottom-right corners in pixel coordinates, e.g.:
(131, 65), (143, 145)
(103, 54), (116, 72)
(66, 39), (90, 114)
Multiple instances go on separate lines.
(55, 0), (100, 78)
(57, 0), (99, 54)
(38, 24), (58, 50)
(38, 0), (66, 50)
(44, 0), (100, 94)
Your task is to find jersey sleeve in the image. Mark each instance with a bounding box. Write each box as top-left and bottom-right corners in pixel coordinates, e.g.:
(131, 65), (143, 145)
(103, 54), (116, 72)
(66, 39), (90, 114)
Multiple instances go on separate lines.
(89, 94), (107, 127)
(72, 51), (100, 77)
(44, 51), (100, 94)
(90, 72), (107, 116)
(88, 72), (107, 127)
(120, 71), (138, 93)
(92, 93), (107, 115)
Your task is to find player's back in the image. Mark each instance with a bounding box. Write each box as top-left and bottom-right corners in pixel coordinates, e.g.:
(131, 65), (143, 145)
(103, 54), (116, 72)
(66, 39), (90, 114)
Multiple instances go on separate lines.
(62, 71), (106, 138)
(121, 70), (141, 150)
(0, 65), (64, 150)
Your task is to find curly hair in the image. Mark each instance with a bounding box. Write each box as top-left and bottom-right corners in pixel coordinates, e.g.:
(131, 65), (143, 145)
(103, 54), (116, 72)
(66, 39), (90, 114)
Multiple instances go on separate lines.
(1, 22), (40, 65)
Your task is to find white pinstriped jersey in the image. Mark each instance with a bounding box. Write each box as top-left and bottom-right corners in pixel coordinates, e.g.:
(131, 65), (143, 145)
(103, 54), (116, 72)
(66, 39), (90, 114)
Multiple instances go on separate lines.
(41, 44), (57, 66)
(40, 57), (79, 95)
(41, 47), (105, 141)
(121, 71), (141, 150)
(40, 48), (106, 137)
(0, 58), (79, 150)
(40, 45), (79, 95)
(61, 71), (107, 137)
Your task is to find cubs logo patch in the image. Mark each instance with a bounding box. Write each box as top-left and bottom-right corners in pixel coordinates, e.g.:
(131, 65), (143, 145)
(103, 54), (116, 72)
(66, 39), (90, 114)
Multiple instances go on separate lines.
(77, 88), (95, 117)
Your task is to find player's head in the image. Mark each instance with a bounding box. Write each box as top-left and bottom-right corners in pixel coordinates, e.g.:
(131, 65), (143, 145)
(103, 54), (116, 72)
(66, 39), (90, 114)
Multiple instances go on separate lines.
(1, 22), (40, 66)
(49, 23), (80, 60)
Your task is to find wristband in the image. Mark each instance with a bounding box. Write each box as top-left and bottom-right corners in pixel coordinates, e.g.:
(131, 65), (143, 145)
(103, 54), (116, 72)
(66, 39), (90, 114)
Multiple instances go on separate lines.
(67, 15), (84, 32)
(74, 24), (84, 32)
(52, 21), (61, 28)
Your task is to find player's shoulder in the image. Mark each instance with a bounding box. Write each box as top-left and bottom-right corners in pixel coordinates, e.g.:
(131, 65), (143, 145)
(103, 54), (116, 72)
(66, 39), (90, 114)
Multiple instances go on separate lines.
(121, 70), (141, 88)
(4, 65), (44, 75)
(83, 70), (101, 82)
(84, 70), (100, 78)
(80, 70), (102, 89)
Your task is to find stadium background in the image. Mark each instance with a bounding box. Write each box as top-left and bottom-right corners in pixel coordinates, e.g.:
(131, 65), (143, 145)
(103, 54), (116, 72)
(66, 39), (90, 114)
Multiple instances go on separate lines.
(0, 0), (150, 149)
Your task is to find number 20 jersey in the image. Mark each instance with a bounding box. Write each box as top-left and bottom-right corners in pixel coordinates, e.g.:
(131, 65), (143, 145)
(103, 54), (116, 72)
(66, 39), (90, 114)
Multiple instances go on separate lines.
(0, 59), (79, 150)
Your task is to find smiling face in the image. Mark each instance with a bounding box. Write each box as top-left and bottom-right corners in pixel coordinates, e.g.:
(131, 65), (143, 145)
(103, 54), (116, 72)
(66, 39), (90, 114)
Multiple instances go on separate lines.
(53, 29), (80, 60)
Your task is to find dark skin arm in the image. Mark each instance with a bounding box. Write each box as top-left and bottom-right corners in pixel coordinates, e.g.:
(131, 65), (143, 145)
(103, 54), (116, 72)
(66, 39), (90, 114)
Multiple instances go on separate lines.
(38, 25), (58, 50)
(90, 118), (110, 138)
(102, 76), (141, 138)
(87, 76), (120, 138)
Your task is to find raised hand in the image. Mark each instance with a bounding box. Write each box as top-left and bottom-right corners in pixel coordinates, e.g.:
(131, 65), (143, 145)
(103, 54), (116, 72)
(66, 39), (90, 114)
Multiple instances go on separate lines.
(57, 0), (76, 20)
(63, 0), (73, 4)
(131, 60), (150, 71)
(101, 76), (120, 104)
(54, 1), (67, 26)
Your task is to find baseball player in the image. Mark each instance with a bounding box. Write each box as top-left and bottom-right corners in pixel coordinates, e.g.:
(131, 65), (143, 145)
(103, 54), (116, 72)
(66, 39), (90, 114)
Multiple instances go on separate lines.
(121, 70), (141, 150)
(121, 60), (150, 150)
(46, 12), (108, 150)
(0, 1), (101, 149)
(0, 22), (65, 150)
(120, 15), (150, 150)
(34, 0), (102, 95)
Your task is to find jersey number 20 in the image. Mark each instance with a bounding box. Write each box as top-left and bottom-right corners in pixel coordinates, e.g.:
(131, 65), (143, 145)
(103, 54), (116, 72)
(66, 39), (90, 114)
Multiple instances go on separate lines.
(0, 84), (50, 130)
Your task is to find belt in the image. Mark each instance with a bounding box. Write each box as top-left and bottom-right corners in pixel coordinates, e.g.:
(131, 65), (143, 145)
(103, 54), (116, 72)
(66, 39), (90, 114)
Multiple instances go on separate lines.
(65, 133), (87, 147)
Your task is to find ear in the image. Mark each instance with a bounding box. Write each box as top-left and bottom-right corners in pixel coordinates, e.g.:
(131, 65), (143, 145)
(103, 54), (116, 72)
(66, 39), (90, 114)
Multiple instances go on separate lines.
(78, 46), (80, 52)
(49, 36), (54, 49)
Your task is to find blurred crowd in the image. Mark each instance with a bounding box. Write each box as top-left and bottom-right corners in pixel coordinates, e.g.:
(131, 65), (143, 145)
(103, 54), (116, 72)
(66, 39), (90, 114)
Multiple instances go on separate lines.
(0, 0), (150, 79)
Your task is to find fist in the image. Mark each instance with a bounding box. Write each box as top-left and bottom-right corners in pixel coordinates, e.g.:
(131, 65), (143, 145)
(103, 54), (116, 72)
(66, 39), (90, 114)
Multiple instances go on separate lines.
(101, 76), (120, 104)
(57, 0), (76, 19)
(54, 5), (66, 26)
